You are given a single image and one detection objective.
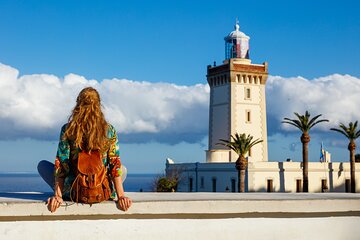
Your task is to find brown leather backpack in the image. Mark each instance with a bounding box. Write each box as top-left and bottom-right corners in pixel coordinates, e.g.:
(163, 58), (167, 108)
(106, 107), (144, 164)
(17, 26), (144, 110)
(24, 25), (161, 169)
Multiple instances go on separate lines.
(70, 151), (111, 204)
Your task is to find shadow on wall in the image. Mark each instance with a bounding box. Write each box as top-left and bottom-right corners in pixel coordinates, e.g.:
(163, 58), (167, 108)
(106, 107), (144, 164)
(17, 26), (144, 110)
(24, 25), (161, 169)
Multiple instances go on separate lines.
(333, 183), (348, 192)
(0, 192), (52, 201)
(279, 162), (285, 192)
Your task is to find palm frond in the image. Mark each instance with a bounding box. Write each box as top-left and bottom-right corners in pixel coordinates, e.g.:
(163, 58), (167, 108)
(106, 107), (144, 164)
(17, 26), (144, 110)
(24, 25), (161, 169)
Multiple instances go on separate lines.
(308, 114), (322, 126)
(293, 112), (302, 120)
(249, 139), (263, 148)
(283, 110), (327, 133)
(309, 119), (329, 129)
(282, 120), (302, 130)
(330, 127), (348, 138)
(330, 121), (360, 141)
(217, 133), (263, 157)
(356, 129), (360, 139)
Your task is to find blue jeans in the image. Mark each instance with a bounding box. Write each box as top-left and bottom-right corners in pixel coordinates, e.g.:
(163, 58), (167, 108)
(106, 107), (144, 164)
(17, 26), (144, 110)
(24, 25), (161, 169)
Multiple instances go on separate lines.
(37, 160), (55, 191)
(37, 160), (127, 191)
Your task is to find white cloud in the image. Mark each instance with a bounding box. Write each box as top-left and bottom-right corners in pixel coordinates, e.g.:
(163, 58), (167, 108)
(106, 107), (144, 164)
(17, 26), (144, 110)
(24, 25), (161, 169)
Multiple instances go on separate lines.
(266, 74), (360, 132)
(0, 63), (209, 142)
(1, 62), (359, 143)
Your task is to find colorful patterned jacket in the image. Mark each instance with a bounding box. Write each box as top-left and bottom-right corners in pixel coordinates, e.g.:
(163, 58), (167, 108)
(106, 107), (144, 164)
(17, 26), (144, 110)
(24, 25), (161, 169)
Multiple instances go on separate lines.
(54, 123), (122, 199)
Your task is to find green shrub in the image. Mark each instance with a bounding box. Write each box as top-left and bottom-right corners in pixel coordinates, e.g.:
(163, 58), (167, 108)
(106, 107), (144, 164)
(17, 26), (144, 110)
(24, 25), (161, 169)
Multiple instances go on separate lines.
(156, 177), (178, 192)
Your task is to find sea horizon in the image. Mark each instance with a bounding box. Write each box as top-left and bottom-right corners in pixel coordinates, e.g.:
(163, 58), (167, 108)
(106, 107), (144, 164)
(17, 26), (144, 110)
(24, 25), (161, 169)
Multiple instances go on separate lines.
(0, 172), (158, 193)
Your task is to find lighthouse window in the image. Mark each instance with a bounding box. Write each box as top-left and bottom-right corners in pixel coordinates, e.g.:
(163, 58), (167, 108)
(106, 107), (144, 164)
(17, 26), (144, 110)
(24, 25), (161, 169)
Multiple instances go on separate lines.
(245, 88), (251, 99)
(246, 110), (251, 123)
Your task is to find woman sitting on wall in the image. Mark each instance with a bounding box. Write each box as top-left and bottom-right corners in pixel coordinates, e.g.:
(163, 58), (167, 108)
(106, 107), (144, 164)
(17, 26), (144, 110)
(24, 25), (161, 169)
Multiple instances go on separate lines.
(38, 87), (132, 212)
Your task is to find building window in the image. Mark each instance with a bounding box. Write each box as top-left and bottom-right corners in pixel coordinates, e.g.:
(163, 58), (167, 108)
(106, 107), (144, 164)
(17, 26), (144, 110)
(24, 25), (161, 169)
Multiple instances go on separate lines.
(200, 177), (204, 189)
(345, 179), (351, 193)
(189, 177), (193, 192)
(267, 179), (273, 192)
(236, 74), (240, 83)
(321, 179), (328, 192)
(231, 178), (236, 192)
(245, 87), (251, 100)
(212, 178), (217, 192)
(245, 110), (251, 123)
(296, 179), (302, 193)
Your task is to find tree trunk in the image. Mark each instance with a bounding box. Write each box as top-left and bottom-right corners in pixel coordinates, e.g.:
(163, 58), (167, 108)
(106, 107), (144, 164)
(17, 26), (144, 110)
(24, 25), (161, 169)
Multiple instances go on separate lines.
(235, 156), (247, 193)
(237, 169), (241, 193)
(348, 141), (356, 193)
(301, 133), (310, 192)
(240, 169), (246, 192)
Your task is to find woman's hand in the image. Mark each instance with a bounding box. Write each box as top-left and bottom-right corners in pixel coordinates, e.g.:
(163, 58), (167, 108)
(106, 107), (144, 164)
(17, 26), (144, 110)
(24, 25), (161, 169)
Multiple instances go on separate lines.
(117, 196), (132, 211)
(47, 196), (63, 213)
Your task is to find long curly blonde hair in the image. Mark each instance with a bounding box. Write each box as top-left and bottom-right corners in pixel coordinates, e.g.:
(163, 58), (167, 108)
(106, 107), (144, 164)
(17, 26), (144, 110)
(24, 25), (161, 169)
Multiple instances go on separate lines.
(63, 87), (108, 152)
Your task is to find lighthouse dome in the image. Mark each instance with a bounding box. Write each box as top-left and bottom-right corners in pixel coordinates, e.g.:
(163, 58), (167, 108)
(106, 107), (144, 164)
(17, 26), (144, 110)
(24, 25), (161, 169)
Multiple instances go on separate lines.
(224, 22), (250, 40)
(224, 20), (250, 60)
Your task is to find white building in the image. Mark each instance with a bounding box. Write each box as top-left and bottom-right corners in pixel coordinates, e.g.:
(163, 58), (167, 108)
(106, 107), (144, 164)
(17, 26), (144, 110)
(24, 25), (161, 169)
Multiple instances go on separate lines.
(166, 21), (360, 193)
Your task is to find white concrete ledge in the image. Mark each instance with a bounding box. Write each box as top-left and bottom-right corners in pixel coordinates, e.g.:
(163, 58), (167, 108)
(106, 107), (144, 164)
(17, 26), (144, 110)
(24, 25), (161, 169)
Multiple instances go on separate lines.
(1, 192), (360, 240)
(1, 192), (360, 220)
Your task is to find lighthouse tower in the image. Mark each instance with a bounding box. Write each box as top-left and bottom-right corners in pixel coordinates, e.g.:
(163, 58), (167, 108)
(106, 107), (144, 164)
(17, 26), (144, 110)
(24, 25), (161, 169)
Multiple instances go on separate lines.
(206, 20), (269, 163)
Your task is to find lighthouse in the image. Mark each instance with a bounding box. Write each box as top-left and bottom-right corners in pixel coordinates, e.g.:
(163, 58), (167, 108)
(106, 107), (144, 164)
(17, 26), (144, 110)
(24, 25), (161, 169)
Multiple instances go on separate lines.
(166, 21), (355, 193)
(206, 20), (269, 163)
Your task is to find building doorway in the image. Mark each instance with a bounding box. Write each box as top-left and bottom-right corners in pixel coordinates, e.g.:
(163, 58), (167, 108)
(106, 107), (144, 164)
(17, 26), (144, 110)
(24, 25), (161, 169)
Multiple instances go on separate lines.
(321, 179), (328, 192)
(267, 179), (273, 192)
(212, 178), (217, 192)
(296, 179), (302, 193)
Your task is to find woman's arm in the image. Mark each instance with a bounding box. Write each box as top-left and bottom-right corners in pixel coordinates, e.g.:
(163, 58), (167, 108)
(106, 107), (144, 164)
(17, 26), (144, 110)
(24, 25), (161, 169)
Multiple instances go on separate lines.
(48, 125), (69, 213)
(108, 125), (132, 211)
(113, 175), (132, 211)
(47, 177), (64, 212)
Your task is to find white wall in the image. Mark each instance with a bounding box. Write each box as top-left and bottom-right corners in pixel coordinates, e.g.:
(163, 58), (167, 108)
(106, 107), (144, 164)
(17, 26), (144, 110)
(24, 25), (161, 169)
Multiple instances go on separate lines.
(168, 161), (360, 193)
(233, 83), (264, 162)
(2, 217), (360, 240)
(209, 85), (229, 150)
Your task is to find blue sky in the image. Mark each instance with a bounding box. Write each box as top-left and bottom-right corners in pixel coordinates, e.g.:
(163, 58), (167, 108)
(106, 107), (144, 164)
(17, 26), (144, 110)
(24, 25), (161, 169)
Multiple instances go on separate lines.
(0, 0), (359, 173)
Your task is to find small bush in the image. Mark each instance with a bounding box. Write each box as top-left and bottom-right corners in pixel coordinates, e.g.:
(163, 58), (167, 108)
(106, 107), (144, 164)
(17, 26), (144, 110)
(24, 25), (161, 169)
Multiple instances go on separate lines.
(156, 177), (178, 192)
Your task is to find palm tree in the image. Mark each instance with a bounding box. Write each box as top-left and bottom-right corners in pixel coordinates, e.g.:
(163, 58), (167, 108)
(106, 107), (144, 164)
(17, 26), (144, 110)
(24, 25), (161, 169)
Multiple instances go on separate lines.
(331, 121), (360, 193)
(282, 111), (328, 192)
(218, 133), (263, 192)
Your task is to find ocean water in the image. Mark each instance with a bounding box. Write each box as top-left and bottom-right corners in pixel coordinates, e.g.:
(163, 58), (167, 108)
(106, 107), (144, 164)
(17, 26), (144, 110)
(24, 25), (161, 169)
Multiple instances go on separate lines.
(0, 173), (157, 193)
